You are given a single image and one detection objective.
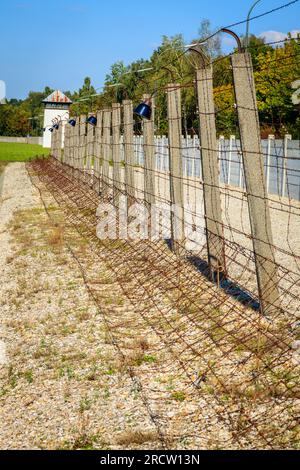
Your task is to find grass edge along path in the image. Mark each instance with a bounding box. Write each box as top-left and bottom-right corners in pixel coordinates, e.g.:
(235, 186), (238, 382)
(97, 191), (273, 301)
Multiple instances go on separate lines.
(0, 142), (49, 162)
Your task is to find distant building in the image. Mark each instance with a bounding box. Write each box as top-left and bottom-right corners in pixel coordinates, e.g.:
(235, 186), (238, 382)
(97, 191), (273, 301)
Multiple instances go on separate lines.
(42, 90), (72, 148)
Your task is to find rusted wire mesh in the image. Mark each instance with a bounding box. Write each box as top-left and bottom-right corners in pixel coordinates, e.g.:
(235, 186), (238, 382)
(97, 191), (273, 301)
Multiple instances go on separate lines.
(27, 156), (300, 450)
(35, 46), (300, 449)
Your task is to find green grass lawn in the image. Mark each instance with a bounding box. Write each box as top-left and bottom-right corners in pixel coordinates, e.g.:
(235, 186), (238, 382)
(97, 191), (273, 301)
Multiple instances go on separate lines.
(0, 142), (49, 162)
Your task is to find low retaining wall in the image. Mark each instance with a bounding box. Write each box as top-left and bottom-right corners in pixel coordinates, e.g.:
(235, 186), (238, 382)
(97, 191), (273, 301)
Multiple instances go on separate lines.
(0, 136), (43, 145)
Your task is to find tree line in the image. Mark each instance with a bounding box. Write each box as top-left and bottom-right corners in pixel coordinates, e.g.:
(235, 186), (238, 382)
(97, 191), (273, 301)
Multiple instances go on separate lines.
(1, 20), (299, 138)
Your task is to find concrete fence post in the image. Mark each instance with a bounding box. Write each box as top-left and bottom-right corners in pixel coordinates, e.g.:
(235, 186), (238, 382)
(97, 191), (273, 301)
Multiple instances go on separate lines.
(143, 94), (156, 212)
(53, 127), (60, 160)
(50, 128), (55, 158)
(102, 109), (112, 198)
(68, 119), (74, 168)
(123, 100), (135, 209)
(57, 125), (63, 162)
(73, 116), (80, 172)
(94, 110), (103, 193)
(72, 122), (77, 169)
(86, 113), (95, 184)
(112, 103), (122, 208)
(196, 66), (226, 280)
(64, 124), (70, 165)
(54, 128), (59, 160)
(167, 83), (185, 255)
(231, 52), (280, 315)
(79, 115), (87, 177)
(71, 119), (77, 170)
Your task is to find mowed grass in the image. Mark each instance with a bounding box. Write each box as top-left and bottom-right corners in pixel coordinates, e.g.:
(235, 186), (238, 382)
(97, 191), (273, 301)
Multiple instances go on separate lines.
(0, 142), (49, 162)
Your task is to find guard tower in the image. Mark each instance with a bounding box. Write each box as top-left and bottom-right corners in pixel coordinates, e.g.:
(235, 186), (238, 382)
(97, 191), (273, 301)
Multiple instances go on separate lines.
(42, 90), (72, 148)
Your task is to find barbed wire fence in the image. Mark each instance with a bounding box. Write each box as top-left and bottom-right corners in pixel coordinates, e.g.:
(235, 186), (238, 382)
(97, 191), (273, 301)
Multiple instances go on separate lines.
(27, 13), (300, 449)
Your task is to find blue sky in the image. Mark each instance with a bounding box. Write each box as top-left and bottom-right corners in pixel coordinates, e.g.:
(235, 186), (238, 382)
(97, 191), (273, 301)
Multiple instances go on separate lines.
(0, 0), (299, 99)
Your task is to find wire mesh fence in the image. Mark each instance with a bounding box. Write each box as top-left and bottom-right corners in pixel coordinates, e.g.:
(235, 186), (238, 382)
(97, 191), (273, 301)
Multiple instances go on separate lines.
(32, 46), (300, 449)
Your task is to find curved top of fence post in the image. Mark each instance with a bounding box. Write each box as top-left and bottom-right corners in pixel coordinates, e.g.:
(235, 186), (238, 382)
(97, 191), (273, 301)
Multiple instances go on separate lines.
(188, 46), (210, 69)
(221, 28), (242, 53)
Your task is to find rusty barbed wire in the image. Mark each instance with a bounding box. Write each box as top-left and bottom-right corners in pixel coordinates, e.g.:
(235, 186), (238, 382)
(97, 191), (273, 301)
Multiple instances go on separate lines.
(40, 43), (300, 449)
(26, 151), (300, 449)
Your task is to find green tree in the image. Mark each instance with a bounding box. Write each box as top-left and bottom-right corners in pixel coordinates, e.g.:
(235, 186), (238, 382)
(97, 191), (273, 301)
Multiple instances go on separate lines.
(70, 77), (96, 115)
(195, 19), (222, 59)
(255, 37), (300, 137)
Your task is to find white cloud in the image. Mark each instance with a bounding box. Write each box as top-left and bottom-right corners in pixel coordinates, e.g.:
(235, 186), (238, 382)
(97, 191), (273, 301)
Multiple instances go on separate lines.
(290, 30), (300, 38)
(259, 30), (300, 44)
